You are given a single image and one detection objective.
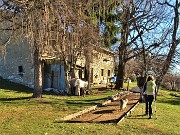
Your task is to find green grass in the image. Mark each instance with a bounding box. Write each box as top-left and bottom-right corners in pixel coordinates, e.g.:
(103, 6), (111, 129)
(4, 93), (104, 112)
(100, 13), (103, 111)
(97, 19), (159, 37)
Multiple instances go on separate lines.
(121, 89), (180, 135)
(0, 79), (179, 135)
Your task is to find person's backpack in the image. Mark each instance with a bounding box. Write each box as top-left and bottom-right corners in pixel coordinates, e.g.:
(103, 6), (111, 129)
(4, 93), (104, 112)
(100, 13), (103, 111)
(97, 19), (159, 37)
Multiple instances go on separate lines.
(146, 80), (156, 95)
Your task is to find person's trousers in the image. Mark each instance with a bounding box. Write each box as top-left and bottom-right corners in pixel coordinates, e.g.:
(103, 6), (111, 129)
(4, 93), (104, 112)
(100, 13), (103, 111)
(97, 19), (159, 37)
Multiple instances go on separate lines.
(144, 95), (154, 116)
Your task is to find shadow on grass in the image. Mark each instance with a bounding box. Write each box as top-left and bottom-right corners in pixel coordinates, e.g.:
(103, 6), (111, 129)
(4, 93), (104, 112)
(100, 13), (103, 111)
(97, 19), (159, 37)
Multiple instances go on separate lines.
(0, 79), (33, 94)
(65, 101), (101, 106)
(92, 86), (107, 91)
(0, 79), (63, 96)
(65, 97), (108, 106)
(127, 114), (149, 119)
(127, 117), (149, 120)
(0, 79), (113, 97)
(0, 96), (31, 101)
(158, 97), (180, 106)
(0, 96), (63, 107)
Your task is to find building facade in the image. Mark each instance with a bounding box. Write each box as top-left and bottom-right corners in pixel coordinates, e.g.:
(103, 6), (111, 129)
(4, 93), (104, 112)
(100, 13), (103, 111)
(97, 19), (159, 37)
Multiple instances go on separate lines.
(0, 37), (115, 93)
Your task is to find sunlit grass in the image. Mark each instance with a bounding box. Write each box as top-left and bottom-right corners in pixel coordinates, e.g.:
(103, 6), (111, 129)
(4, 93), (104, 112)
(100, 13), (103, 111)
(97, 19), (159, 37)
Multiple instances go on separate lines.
(122, 89), (180, 135)
(0, 79), (179, 135)
(124, 81), (138, 90)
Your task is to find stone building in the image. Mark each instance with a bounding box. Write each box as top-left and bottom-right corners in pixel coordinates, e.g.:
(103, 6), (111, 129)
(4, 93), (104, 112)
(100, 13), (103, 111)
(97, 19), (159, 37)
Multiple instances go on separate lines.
(73, 45), (115, 85)
(0, 37), (35, 88)
(0, 9), (115, 95)
(0, 35), (115, 93)
(87, 46), (115, 84)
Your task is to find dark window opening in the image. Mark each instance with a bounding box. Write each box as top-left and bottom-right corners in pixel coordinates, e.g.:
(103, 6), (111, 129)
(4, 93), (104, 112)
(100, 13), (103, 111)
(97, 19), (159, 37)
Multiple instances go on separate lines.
(18, 66), (24, 76)
(101, 69), (104, 76)
(108, 70), (110, 76)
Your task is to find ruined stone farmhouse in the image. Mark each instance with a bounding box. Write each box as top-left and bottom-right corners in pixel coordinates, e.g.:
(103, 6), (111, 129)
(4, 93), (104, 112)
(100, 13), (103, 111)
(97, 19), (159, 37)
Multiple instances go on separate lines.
(0, 36), (115, 94)
(0, 8), (116, 94)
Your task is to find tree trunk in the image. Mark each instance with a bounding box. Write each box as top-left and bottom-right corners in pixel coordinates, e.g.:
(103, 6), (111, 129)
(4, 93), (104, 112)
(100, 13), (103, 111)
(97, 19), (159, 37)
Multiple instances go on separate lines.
(115, 41), (126, 89)
(87, 64), (91, 90)
(65, 72), (70, 95)
(115, 55), (125, 89)
(84, 48), (91, 90)
(64, 62), (70, 95)
(32, 48), (43, 98)
(115, 9), (129, 89)
(84, 57), (91, 90)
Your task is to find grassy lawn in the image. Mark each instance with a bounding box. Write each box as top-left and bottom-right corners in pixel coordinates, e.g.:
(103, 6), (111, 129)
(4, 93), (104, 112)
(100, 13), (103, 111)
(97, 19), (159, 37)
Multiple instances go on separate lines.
(0, 79), (179, 135)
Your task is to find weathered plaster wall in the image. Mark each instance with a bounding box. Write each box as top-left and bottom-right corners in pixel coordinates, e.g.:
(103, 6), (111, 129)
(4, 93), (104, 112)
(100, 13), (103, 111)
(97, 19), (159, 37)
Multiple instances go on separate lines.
(0, 38), (34, 88)
(74, 47), (115, 84)
(0, 33), (115, 89)
(91, 49), (115, 84)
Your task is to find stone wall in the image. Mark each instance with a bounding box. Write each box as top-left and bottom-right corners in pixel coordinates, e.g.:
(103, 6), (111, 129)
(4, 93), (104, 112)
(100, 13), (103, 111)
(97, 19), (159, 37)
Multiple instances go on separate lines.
(91, 49), (115, 84)
(0, 35), (115, 88)
(74, 47), (115, 84)
(0, 37), (34, 88)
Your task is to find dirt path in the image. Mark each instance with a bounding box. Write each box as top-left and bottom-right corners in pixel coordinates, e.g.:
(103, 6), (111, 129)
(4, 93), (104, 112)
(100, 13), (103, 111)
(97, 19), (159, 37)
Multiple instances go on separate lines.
(68, 92), (140, 123)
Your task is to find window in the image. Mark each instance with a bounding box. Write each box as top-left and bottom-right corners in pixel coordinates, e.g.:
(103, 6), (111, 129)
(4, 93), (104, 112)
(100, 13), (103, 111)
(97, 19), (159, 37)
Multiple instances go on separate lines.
(18, 66), (24, 76)
(108, 70), (111, 76)
(101, 69), (104, 76)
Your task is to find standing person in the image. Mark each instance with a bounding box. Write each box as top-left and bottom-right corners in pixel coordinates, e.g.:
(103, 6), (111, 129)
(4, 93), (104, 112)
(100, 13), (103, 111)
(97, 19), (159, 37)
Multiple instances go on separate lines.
(143, 75), (157, 119)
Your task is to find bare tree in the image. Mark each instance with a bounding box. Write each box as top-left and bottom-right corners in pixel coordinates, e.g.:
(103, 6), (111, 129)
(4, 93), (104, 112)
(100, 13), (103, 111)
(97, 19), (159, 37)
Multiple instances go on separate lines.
(0, 0), (100, 98)
(161, 74), (180, 91)
(111, 0), (167, 89)
(136, 0), (180, 89)
(154, 0), (180, 87)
